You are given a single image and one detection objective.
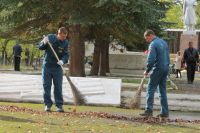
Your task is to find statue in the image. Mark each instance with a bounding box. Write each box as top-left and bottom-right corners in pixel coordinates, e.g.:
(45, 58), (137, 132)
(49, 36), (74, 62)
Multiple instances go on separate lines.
(183, 0), (197, 31)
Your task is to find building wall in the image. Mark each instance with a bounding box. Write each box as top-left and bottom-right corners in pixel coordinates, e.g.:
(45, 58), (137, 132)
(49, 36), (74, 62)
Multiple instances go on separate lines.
(166, 30), (200, 53)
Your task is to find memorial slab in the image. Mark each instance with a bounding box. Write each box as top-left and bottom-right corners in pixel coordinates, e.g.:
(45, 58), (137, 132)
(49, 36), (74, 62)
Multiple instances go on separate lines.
(0, 73), (121, 106)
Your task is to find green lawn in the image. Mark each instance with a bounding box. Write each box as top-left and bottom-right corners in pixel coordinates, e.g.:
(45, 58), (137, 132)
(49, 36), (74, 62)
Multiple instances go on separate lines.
(0, 102), (200, 133)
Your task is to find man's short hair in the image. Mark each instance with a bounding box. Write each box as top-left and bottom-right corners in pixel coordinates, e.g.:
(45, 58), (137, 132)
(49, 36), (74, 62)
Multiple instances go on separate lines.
(144, 29), (155, 37)
(58, 27), (68, 34)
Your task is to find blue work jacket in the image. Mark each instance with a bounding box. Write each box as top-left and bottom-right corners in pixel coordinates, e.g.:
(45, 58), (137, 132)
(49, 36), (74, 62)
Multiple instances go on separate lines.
(146, 37), (170, 73)
(38, 34), (69, 67)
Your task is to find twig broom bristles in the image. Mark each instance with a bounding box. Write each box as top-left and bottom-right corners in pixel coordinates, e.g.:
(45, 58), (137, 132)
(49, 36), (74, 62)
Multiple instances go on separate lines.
(47, 41), (86, 105)
(128, 77), (145, 109)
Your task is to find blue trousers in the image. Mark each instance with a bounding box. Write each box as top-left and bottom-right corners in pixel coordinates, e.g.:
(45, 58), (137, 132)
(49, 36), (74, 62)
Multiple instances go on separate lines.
(42, 66), (63, 107)
(146, 68), (169, 115)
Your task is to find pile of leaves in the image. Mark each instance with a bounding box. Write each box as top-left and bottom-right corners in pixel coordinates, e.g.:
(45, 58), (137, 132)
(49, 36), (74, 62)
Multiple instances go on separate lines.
(0, 105), (200, 124)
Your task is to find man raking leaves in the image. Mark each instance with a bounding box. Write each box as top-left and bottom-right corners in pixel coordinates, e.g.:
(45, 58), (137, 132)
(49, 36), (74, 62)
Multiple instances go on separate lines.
(38, 27), (85, 112)
(139, 29), (170, 120)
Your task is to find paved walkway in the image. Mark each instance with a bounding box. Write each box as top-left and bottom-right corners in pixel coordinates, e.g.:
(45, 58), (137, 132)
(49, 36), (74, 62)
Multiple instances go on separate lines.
(170, 70), (200, 94)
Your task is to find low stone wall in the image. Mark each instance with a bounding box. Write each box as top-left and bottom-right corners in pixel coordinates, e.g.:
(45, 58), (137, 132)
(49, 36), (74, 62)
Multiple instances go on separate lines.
(109, 52), (146, 75)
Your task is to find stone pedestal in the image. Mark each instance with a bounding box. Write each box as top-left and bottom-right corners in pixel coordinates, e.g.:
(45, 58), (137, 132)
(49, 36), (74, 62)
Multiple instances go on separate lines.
(180, 34), (198, 54)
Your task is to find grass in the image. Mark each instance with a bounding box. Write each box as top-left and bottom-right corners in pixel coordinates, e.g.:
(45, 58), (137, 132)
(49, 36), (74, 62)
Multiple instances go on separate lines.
(0, 64), (13, 69)
(0, 64), (41, 71)
(0, 102), (200, 133)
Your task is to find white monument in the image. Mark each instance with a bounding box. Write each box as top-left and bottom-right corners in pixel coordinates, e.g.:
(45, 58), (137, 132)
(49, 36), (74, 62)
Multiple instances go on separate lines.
(180, 0), (198, 53)
(183, 0), (197, 34)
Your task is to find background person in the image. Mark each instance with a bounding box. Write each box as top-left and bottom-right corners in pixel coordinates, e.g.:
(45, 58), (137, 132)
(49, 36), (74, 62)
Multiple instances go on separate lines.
(174, 51), (182, 78)
(13, 43), (22, 71)
(182, 41), (199, 84)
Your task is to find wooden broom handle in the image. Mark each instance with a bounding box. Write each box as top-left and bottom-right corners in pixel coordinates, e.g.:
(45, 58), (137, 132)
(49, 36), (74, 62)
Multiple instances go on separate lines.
(47, 41), (65, 71)
(140, 77), (146, 88)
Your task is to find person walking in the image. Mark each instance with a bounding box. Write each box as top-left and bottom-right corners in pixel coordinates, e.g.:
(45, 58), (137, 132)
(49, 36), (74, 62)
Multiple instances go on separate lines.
(174, 51), (182, 78)
(38, 27), (69, 112)
(140, 29), (170, 118)
(182, 42), (199, 84)
(13, 43), (22, 71)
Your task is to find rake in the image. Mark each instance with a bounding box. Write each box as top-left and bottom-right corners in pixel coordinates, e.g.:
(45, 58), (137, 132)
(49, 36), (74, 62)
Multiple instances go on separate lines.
(127, 77), (146, 109)
(47, 40), (86, 105)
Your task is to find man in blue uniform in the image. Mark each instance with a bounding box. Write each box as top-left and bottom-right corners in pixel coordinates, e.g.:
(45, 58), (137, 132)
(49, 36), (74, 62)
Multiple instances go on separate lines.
(38, 27), (69, 112)
(140, 29), (170, 118)
(13, 43), (22, 71)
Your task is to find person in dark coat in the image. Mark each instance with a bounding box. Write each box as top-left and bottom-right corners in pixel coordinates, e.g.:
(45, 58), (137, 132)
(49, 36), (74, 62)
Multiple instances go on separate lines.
(183, 41), (199, 84)
(13, 43), (22, 71)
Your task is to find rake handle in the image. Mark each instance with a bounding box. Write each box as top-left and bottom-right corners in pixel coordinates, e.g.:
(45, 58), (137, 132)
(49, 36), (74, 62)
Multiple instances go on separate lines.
(46, 41), (65, 72)
(139, 77), (146, 88)
(45, 37), (86, 105)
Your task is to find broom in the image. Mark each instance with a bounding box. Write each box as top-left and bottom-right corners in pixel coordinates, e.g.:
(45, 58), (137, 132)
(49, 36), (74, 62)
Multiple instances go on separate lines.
(128, 77), (146, 109)
(46, 40), (86, 105)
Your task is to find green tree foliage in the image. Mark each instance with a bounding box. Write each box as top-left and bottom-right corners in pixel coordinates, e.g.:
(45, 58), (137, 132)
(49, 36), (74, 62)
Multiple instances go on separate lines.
(163, 0), (200, 29)
(0, 0), (169, 49)
(0, 0), (170, 75)
(162, 3), (183, 28)
(195, 2), (200, 28)
(88, 0), (170, 49)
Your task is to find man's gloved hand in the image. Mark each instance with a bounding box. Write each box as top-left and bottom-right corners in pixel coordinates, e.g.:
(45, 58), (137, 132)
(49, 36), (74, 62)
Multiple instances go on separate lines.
(42, 36), (49, 45)
(57, 60), (64, 66)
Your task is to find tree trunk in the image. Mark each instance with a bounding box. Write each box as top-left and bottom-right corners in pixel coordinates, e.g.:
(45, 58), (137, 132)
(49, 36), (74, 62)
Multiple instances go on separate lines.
(5, 52), (8, 65)
(90, 40), (101, 76)
(100, 41), (107, 76)
(2, 40), (9, 65)
(90, 39), (110, 76)
(100, 41), (110, 76)
(105, 42), (110, 73)
(69, 25), (85, 77)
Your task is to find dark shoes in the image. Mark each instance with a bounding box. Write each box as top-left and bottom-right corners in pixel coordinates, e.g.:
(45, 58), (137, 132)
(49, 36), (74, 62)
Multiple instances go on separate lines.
(156, 114), (169, 118)
(140, 111), (169, 118)
(56, 106), (64, 112)
(139, 111), (153, 117)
